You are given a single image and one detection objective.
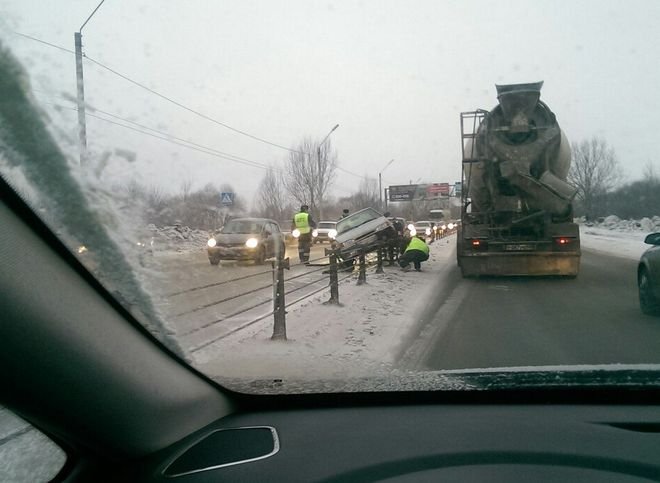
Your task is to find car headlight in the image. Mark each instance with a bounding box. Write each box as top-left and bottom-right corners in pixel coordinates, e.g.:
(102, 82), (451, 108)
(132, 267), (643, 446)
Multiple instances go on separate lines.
(312, 229), (318, 237)
(207, 238), (216, 248)
(441, 224), (447, 230)
(448, 223), (455, 230)
(292, 229), (300, 238)
(409, 228), (417, 236)
(328, 229), (337, 239)
(245, 238), (259, 248)
(425, 228), (431, 236)
(407, 223), (415, 231)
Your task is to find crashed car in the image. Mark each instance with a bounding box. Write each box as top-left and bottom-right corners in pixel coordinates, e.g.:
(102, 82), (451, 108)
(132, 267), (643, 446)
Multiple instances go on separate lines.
(332, 208), (396, 260)
(207, 218), (284, 265)
(313, 221), (338, 243)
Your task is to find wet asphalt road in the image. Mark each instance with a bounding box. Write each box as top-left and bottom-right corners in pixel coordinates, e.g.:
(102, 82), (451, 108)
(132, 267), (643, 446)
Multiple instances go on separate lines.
(415, 249), (660, 370)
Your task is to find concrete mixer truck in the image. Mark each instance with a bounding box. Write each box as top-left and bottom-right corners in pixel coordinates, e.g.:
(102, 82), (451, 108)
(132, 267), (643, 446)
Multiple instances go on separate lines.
(457, 82), (580, 277)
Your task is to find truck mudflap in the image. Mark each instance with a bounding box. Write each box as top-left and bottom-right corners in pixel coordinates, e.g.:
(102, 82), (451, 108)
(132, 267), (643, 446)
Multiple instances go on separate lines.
(459, 252), (580, 277)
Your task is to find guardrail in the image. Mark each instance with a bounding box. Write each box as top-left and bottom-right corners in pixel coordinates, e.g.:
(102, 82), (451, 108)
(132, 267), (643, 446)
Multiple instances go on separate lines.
(169, 228), (458, 352)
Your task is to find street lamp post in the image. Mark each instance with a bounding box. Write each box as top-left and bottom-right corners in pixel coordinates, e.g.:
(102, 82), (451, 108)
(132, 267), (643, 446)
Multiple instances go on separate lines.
(379, 159), (394, 212)
(316, 124), (339, 219)
(74, 0), (106, 166)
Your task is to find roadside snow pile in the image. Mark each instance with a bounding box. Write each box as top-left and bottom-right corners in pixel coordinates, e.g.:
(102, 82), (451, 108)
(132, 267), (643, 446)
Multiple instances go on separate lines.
(578, 215), (659, 261)
(149, 224), (210, 253)
(581, 215), (660, 233)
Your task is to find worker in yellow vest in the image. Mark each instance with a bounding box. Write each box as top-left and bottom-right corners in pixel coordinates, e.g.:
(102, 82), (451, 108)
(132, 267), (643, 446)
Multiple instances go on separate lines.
(291, 204), (317, 264)
(399, 234), (429, 272)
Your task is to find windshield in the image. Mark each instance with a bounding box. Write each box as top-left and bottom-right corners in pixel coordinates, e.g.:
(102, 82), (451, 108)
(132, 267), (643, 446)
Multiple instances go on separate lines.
(336, 208), (381, 235)
(2, 0), (660, 396)
(221, 220), (263, 235)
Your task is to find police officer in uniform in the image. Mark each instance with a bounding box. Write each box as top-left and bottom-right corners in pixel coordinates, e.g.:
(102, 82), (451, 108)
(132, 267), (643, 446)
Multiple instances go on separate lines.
(292, 204), (316, 264)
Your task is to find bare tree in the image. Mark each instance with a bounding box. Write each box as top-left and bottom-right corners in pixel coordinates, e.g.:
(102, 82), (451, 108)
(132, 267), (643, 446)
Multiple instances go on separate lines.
(256, 166), (288, 221)
(344, 177), (380, 212)
(180, 178), (192, 201)
(642, 160), (659, 184)
(568, 137), (622, 219)
(282, 136), (337, 219)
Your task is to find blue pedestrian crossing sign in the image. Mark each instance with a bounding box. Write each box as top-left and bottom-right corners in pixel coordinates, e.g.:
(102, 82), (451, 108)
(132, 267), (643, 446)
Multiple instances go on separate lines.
(220, 192), (234, 206)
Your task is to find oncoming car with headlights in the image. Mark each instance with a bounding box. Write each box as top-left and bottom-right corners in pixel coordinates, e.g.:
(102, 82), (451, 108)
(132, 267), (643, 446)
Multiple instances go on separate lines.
(207, 218), (284, 265)
(313, 221), (338, 243)
(407, 220), (433, 238)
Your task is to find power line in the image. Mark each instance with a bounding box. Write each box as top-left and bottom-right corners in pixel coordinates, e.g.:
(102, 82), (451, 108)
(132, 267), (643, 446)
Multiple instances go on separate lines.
(38, 93), (272, 169)
(12, 31), (76, 54)
(40, 99), (272, 171)
(41, 100), (370, 198)
(12, 31), (309, 155)
(16, 33), (388, 186)
(39, 92), (377, 185)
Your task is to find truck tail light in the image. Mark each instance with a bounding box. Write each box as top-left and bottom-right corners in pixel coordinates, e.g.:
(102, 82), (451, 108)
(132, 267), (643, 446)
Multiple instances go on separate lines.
(468, 239), (487, 250)
(554, 237), (574, 245)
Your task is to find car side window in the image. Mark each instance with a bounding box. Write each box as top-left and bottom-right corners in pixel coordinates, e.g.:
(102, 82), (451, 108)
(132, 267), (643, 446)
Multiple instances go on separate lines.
(0, 406), (67, 482)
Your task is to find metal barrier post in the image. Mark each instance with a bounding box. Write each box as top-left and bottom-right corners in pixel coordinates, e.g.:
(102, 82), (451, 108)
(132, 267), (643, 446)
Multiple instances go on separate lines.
(324, 248), (340, 304)
(376, 245), (384, 274)
(271, 257), (290, 340)
(357, 253), (367, 285)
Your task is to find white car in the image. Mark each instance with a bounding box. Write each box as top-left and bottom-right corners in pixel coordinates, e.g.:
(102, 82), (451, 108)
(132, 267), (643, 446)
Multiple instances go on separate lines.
(313, 221), (338, 243)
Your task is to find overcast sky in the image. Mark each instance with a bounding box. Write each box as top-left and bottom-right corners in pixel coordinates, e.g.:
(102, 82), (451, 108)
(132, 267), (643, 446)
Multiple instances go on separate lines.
(2, 0), (659, 204)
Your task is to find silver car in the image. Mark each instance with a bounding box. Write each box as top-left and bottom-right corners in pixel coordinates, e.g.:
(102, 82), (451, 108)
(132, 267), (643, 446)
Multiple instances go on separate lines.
(333, 208), (395, 260)
(313, 221), (338, 243)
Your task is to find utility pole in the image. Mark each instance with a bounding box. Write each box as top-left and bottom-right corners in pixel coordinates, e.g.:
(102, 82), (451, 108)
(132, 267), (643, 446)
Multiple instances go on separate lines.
(379, 159), (394, 212)
(74, 32), (87, 166)
(75, 0), (106, 166)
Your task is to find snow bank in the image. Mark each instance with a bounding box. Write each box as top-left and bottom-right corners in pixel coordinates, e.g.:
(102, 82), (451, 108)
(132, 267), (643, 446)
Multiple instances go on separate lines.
(579, 215), (659, 261)
(195, 237), (458, 381)
(148, 223), (209, 254)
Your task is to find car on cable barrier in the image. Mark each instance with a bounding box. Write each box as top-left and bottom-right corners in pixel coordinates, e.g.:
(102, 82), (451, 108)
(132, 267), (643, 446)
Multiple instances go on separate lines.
(332, 208), (396, 261)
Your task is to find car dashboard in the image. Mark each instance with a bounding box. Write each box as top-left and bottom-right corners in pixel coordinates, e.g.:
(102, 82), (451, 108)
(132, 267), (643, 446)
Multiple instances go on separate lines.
(140, 401), (660, 482)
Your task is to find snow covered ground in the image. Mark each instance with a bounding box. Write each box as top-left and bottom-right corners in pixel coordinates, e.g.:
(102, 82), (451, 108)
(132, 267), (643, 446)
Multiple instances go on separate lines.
(195, 237), (457, 381)
(579, 215), (660, 261)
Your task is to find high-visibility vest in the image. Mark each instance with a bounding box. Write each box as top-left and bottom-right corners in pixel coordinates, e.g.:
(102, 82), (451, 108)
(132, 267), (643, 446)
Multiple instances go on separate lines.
(405, 236), (429, 255)
(294, 212), (311, 234)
